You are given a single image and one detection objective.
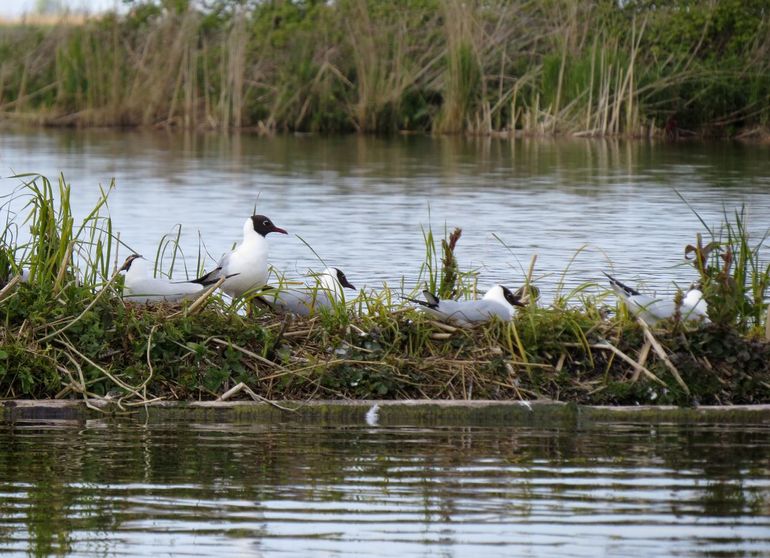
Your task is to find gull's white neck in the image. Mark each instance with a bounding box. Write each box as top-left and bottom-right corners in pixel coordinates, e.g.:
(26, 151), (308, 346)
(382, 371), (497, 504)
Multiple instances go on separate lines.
(684, 289), (704, 306)
(483, 285), (507, 304)
(125, 258), (151, 286)
(241, 218), (264, 244)
(318, 268), (343, 299)
(484, 284), (516, 317)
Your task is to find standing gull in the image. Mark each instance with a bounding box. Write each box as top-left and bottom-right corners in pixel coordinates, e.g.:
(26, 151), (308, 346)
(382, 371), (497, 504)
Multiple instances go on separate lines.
(192, 214), (288, 298)
(603, 272), (709, 325)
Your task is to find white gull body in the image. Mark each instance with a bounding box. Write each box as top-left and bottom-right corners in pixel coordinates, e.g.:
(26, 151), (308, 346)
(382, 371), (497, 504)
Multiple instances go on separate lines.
(604, 272), (709, 325)
(409, 284), (522, 327)
(259, 267), (356, 316)
(122, 255), (204, 304)
(193, 215), (287, 298)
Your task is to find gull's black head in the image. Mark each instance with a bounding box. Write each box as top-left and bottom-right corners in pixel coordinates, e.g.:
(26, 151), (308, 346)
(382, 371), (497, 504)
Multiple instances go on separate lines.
(501, 285), (523, 307)
(251, 215), (288, 237)
(334, 268), (356, 290)
(689, 280), (704, 292)
(121, 254), (142, 272)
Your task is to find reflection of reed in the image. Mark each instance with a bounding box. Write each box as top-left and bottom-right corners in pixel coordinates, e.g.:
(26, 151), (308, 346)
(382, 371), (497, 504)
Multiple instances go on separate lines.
(1, 421), (769, 556)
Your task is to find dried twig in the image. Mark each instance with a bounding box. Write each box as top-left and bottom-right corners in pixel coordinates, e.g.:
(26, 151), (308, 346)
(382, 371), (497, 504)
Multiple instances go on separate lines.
(56, 337), (150, 403)
(0, 275), (22, 304)
(429, 320), (458, 332)
(52, 240), (74, 295)
(594, 340), (665, 386)
(766, 306), (770, 341)
(632, 340), (652, 383)
(184, 276), (226, 316)
(217, 381), (297, 412)
(209, 337), (284, 370)
(638, 318), (690, 395)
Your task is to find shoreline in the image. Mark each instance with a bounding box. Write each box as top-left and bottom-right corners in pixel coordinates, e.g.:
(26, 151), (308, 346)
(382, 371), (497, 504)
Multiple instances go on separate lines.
(4, 399), (770, 423)
(1, 119), (768, 143)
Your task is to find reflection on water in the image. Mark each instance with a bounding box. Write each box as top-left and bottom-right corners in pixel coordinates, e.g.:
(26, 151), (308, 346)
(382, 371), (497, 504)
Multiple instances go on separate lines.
(1, 129), (769, 295)
(0, 418), (769, 557)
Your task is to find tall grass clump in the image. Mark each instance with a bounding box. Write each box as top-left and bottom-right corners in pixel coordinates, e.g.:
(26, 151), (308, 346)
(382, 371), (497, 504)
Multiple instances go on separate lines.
(434, 0), (481, 134)
(4, 174), (114, 288)
(0, 0), (767, 136)
(684, 207), (770, 333)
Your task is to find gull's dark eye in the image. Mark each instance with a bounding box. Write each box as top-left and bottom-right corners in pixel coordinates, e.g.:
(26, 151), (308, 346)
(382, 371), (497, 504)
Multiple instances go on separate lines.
(502, 287), (516, 305)
(263, 220), (270, 227)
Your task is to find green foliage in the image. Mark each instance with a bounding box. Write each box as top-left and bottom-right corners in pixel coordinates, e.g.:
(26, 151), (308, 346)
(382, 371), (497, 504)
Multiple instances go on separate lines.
(0, 0), (767, 135)
(1, 174), (769, 405)
(683, 205), (769, 333)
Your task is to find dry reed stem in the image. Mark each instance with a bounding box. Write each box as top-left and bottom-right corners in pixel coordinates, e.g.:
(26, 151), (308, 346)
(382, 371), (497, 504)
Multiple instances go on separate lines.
(55, 364), (80, 397)
(183, 276), (225, 316)
(429, 320), (458, 333)
(766, 305), (770, 341)
(593, 340), (665, 386)
(209, 337), (283, 370)
(124, 397), (164, 407)
(216, 381), (297, 411)
(632, 339), (652, 382)
(140, 324), (158, 402)
(555, 352), (566, 372)
(0, 275), (21, 303)
(52, 240), (73, 295)
(63, 352), (108, 414)
(638, 318), (690, 395)
(282, 329), (313, 338)
(57, 337), (151, 403)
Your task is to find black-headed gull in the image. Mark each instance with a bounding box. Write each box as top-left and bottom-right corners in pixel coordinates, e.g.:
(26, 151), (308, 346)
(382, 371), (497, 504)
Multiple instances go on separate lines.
(257, 267), (356, 316)
(0, 266), (30, 286)
(603, 272), (709, 325)
(407, 284), (524, 327)
(121, 254), (205, 303)
(192, 214), (287, 298)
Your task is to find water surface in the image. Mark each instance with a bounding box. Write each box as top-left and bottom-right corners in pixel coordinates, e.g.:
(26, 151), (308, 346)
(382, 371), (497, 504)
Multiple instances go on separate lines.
(0, 417), (769, 557)
(1, 129), (769, 295)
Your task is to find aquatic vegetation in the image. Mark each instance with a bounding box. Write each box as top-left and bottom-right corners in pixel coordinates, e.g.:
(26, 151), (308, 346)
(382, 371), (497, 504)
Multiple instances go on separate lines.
(0, 1), (768, 137)
(1, 175), (769, 408)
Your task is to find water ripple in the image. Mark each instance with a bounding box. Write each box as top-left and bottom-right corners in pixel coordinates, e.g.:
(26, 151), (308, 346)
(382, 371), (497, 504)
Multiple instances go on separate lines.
(1, 132), (769, 297)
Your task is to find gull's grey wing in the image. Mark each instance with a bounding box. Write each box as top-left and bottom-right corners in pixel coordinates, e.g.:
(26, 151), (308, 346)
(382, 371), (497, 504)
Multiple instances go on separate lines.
(190, 251), (234, 286)
(622, 295), (675, 324)
(420, 299), (510, 326)
(261, 288), (335, 316)
(625, 295), (709, 324)
(443, 299), (510, 326)
(124, 277), (204, 303)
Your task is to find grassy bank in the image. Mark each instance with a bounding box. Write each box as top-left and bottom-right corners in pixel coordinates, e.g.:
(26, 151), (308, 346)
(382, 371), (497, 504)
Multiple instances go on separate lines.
(0, 0), (768, 137)
(1, 175), (769, 408)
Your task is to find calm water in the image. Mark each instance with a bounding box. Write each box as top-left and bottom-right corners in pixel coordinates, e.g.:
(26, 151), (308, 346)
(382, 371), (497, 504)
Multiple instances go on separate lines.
(1, 129), (770, 296)
(0, 416), (769, 557)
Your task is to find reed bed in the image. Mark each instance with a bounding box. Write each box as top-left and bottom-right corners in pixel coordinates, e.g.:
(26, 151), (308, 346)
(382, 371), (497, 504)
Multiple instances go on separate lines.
(0, 0), (768, 137)
(1, 176), (769, 409)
